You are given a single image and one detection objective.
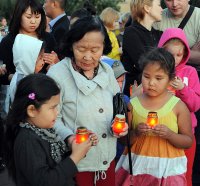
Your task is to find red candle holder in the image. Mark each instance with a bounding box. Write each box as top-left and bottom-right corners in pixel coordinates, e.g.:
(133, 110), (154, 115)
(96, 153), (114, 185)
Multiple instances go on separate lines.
(130, 84), (133, 97)
(147, 112), (158, 128)
(167, 85), (176, 95)
(76, 127), (89, 144)
(112, 114), (126, 134)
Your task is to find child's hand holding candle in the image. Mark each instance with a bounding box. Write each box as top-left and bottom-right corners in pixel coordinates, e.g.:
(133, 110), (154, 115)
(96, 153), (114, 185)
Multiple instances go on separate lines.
(76, 127), (89, 144)
(76, 127), (99, 146)
(146, 112), (158, 128)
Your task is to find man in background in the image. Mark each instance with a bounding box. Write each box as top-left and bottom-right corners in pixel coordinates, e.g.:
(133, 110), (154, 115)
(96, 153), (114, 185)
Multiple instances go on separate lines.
(43, 0), (70, 44)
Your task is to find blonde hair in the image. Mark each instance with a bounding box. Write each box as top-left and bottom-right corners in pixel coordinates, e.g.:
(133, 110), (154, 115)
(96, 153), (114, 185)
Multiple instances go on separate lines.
(164, 38), (184, 46)
(130, 0), (154, 22)
(100, 7), (119, 29)
(163, 38), (187, 57)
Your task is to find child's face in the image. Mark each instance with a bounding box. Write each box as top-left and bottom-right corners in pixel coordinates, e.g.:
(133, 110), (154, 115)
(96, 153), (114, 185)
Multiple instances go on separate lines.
(108, 19), (119, 31)
(142, 63), (170, 97)
(1, 18), (7, 27)
(27, 94), (60, 129)
(164, 42), (184, 67)
(117, 74), (125, 91)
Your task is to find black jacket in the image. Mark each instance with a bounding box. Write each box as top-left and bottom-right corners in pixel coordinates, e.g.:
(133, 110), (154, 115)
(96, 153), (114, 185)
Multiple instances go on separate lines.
(14, 128), (78, 186)
(51, 15), (70, 44)
(122, 21), (162, 95)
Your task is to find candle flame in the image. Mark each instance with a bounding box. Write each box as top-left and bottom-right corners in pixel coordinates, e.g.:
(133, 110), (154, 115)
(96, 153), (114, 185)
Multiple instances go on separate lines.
(116, 123), (123, 129)
(81, 137), (86, 142)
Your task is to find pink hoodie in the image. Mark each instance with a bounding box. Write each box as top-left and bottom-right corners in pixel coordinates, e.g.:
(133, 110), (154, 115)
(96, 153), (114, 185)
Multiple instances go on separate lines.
(158, 28), (200, 133)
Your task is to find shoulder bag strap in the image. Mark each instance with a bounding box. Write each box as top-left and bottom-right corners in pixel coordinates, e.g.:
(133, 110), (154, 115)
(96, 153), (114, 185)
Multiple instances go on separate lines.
(123, 97), (133, 175)
(178, 6), (195, 29)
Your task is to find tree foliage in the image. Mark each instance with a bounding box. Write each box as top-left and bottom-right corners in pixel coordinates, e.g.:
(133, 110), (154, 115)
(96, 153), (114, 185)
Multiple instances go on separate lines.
(0, 0), (15, 20)
(67, 0), (124, 15)
(0, 0), (124, 21)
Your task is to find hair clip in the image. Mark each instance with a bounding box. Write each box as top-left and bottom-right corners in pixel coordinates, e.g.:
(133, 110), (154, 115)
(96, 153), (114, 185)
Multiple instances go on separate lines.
(28, 93), (35, 100)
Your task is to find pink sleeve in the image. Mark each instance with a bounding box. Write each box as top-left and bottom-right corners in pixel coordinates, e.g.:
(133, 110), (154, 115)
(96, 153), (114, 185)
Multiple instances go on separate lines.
(176, 69), (200, 112)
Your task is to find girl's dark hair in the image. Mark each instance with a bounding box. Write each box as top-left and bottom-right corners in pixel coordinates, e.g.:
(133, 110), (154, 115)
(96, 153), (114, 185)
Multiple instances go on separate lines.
(5, 73), (60, 179)
(59, 16), (112, 57)
(139, 48), (175, 80)
(9, 0), (46, 38)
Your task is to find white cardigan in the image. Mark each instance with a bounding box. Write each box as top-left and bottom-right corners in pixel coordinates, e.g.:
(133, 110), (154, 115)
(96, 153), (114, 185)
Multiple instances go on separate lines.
(47, 57), (120, 172)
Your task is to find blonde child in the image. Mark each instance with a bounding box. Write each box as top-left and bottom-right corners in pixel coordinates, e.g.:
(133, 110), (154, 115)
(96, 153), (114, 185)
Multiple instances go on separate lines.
(158, 28), (200, 186)
(116, 48), (193, 186)
(5, 74), (97, 186)
(100, 7), (121, 60)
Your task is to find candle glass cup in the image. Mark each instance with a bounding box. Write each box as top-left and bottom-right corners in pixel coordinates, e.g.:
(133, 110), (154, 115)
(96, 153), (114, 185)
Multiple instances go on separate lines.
(112, 114), (126, 134)
(76, 127), (89, 144)
(147, 112), (158, 128)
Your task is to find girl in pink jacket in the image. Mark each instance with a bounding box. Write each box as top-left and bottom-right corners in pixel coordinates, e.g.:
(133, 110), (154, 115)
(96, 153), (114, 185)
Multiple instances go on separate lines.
(158, 28), (200, 186)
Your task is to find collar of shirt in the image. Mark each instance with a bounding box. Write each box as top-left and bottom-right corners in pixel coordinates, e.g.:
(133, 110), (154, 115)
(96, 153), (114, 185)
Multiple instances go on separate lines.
(49, 13), (66, 29)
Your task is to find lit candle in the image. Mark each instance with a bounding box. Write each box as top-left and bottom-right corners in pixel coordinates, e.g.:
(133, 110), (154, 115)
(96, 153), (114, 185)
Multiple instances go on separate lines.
(112, 114), (126, 134)
(130, 85), (133, 97)
(167, 85), (176, 95)
(147, 112), (158, 127)
(76, 127), (89, 144)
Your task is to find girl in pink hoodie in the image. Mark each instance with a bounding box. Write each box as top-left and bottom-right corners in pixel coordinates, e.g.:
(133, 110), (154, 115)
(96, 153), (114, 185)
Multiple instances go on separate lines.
(158, 28), (200, 186)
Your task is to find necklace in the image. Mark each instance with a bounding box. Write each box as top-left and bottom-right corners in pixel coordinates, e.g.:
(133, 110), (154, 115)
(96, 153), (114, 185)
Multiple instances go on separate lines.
(72, 59), (99, 80)
(81, 67), (99, 80)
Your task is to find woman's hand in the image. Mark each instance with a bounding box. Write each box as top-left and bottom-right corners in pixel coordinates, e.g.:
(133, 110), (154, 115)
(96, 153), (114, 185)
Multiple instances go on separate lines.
(70, 138), (92, 164)
(8, 73), (13, 81)
(0, 64), (7, 76)
(152, 124), (173, 139)
(43, 51), (59, 65)
(88, 131), (98, 146)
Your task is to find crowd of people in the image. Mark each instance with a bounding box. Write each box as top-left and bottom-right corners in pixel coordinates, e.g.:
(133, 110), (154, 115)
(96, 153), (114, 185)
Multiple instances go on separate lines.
(0, 0), (200, 186)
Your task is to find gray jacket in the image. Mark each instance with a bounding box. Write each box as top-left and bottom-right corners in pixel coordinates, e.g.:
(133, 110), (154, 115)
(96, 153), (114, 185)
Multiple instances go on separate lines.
(47, 58), (120, 172)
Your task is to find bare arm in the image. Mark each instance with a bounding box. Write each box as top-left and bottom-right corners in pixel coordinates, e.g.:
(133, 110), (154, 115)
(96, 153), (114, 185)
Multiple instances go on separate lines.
(127, 102), (133, 128)
(189, 42), (200, 65)
(152, 100), (193, 149)
(188, 49), (200, 66)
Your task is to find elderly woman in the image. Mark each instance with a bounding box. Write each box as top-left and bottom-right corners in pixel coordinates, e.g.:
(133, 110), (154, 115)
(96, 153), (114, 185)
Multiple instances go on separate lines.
(47, 16), (128, 186)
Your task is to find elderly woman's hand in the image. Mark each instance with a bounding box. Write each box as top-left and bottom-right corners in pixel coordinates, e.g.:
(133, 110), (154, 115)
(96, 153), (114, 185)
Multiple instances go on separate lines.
(118, 122), (129, 137)
(112, 122), (129, 138)
(88, 131), (99, 146)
